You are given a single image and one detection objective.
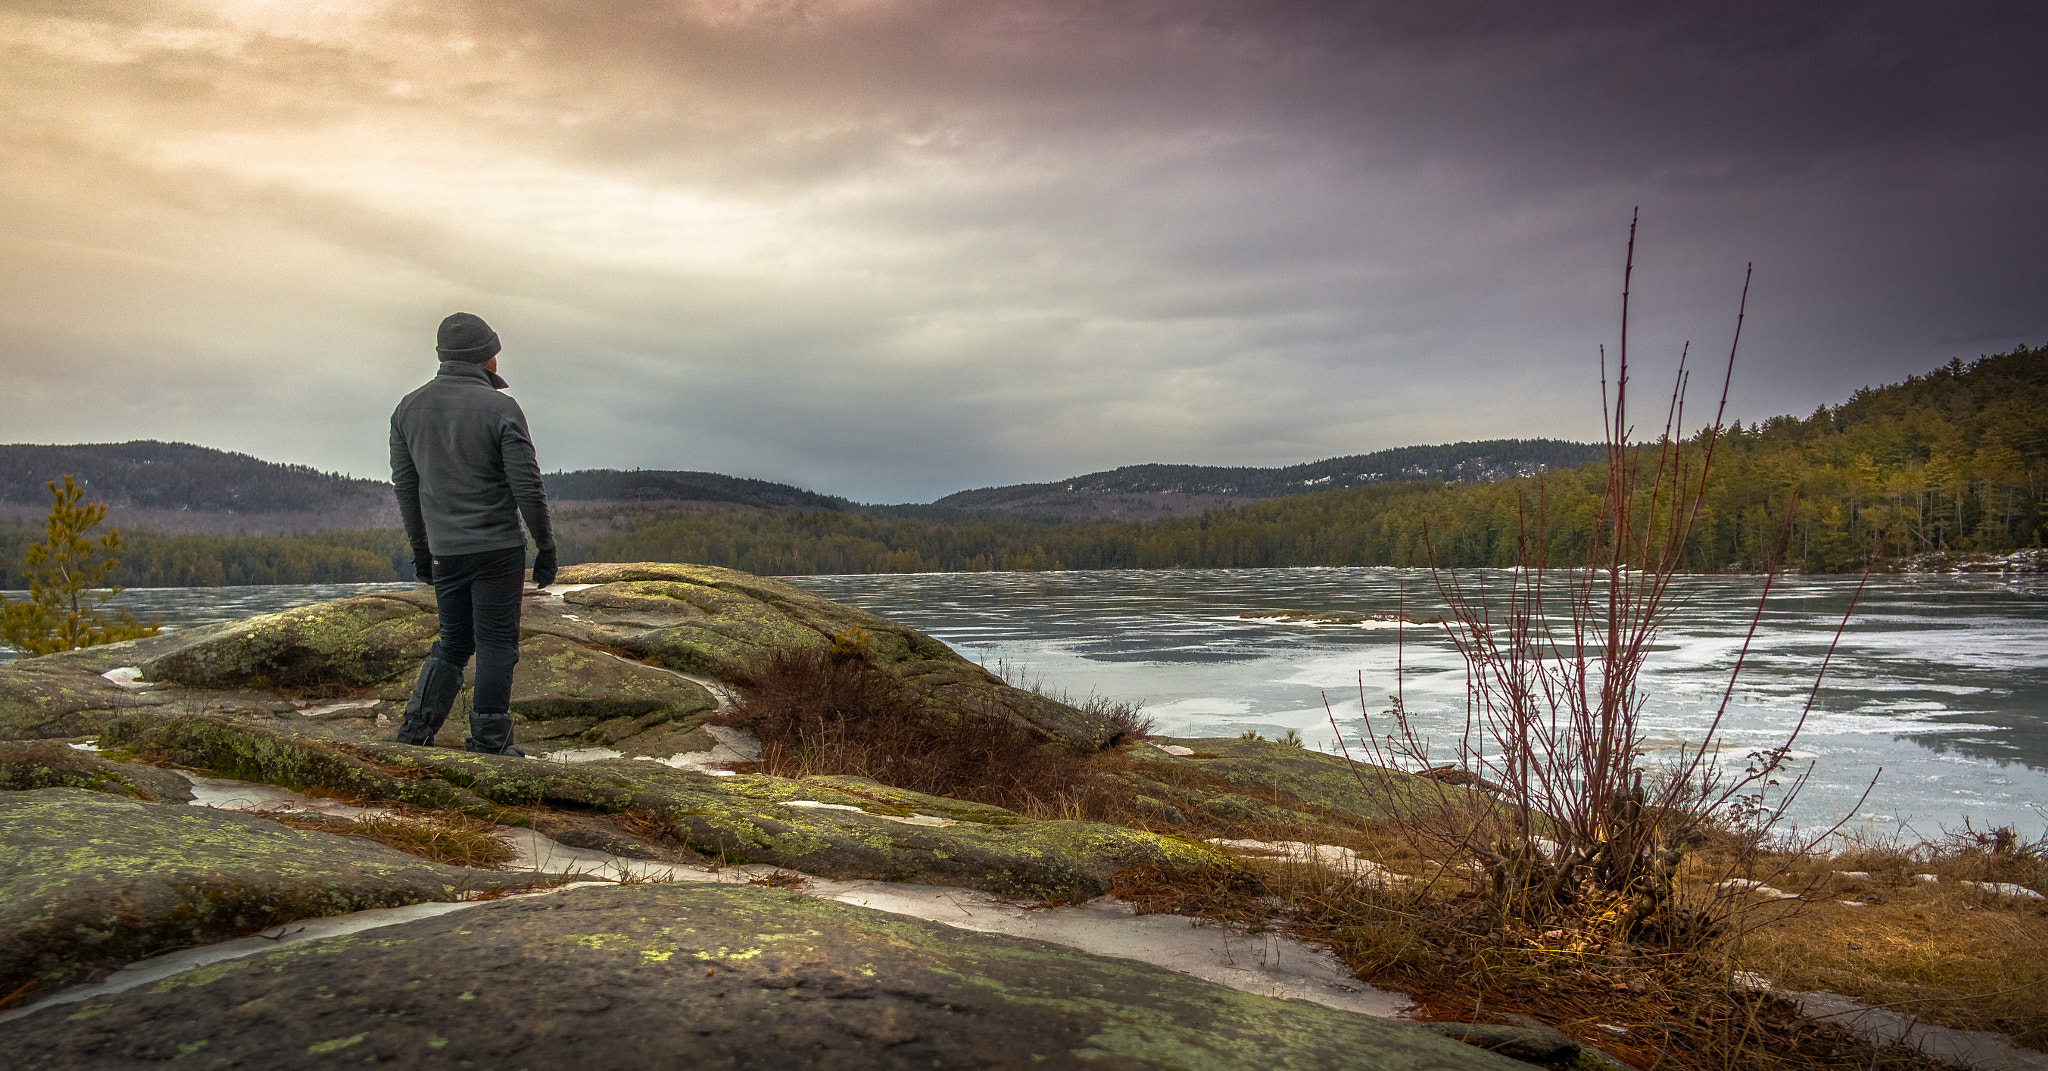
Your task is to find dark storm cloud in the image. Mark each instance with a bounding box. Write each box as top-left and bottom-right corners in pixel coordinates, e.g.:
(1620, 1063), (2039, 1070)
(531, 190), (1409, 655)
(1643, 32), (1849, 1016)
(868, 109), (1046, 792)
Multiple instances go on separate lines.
(0, 0), (2041, 500)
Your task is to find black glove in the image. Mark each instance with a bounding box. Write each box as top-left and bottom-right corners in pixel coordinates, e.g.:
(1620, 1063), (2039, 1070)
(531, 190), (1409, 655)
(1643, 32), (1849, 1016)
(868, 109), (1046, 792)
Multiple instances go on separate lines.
(412, 552), (434, 584)
(532, 546), (558, 589)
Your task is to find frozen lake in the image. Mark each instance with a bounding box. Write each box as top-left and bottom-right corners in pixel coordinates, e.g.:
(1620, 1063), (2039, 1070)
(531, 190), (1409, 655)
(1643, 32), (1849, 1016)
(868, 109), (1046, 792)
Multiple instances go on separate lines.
(9, 567), (2045, 838)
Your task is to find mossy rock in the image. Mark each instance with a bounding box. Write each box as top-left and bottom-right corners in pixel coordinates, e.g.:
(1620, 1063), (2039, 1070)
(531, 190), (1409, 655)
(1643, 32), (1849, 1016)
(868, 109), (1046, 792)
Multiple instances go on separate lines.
(1199, 791), (1322, 825)
(795, 773), (1029, 826)
(35, 563), (1123, 754)
(0, 788), (541, 997)
(98, 716), (496, 815)
(138, 591), (440, 691)
(402, 632), (720, 754)
(500, 634), (718, 728)
(344, 742), (1227, 899)
(0, 883), (1525, 1070)
(90, 718), (1226, 900)
(0, 740), (192, 802)
(548, 563), (1122, 750)
(1155, 737), (1442, 823)
(0, 647), (177, 740)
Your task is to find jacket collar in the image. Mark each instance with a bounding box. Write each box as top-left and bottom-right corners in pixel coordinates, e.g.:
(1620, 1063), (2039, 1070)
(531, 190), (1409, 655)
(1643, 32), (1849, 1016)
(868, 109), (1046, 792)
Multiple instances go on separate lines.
(436, 360), (509, 390)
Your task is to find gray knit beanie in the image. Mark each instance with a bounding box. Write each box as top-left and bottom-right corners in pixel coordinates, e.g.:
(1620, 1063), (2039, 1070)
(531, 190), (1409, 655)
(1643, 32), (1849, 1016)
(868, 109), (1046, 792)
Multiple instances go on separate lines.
(436, 312), (501, 363)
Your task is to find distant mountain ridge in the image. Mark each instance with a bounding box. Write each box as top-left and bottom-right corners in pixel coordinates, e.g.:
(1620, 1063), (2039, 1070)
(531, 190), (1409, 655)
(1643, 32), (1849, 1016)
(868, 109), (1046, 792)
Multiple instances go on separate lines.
(0, 443), (854, 534)
(930, 440), (1601, 520)
(0, 442), (387, 514)
(541, 470), (852, 512)
(0, 438), (1597, 532)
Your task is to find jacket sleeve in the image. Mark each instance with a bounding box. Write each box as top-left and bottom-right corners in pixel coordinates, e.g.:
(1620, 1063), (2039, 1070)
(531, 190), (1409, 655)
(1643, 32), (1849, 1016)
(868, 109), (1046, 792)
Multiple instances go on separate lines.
(500, 401), (554, 551)
(389, 411), (430, 557)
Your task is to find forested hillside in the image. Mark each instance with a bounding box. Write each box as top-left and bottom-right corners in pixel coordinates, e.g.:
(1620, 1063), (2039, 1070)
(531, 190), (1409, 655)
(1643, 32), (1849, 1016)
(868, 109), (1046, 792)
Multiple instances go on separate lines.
(0, 441), (386, 513)
(0, 527), (408, 589)
(3, 347), (2037, 587)
(558, 346), (2044, 574)
(543, 469), (852, 511)
(934, 439), (1599, 513)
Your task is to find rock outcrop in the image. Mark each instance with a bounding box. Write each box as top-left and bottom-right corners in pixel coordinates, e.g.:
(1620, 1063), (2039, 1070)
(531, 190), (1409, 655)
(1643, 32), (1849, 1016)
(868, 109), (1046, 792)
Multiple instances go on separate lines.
(0, 563), (1523, 1069)
(0, 787), (540, 996)
(94, 715), (1227, 900)
(0, 562), (1123, 756)
(1, 883), (1524, 1070)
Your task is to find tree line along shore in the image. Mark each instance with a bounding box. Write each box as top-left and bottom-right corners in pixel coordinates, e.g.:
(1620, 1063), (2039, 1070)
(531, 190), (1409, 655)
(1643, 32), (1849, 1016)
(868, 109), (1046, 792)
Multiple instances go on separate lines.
(1, 346), (2040, 588)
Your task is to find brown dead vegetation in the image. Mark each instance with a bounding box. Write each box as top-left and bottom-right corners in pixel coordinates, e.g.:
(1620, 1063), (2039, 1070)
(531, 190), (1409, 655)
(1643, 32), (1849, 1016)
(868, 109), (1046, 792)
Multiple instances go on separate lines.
(716, 646), (1133, 819)
(275, 807), (516, 869)
(1125, 824), (1974, 1071)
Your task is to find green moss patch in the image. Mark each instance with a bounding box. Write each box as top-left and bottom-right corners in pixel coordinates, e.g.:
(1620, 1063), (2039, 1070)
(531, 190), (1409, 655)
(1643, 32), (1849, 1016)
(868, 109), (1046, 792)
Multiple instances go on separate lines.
(0, 788), (538, 996)
(0, 740), (192, 802)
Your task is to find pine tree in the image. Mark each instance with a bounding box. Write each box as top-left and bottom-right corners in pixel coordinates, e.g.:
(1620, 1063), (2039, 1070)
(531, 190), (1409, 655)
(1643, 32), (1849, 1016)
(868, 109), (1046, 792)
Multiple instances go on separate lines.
(0, 475), (159, 656)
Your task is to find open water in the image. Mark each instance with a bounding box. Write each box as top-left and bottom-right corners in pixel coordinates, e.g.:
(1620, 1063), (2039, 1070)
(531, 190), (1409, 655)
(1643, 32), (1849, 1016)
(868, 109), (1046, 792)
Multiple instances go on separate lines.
(8, 568), (2045, 837)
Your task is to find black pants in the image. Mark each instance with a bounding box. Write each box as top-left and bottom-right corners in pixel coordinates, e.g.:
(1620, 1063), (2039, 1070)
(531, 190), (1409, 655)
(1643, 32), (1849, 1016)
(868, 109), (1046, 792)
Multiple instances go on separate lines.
(430, 544), (525, 715)
(395, 545), (524, 751)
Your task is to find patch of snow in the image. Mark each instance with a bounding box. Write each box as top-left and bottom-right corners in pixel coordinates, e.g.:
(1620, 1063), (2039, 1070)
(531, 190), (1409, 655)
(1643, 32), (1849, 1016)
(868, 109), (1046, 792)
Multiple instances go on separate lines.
(289, 698), (379, 718)
(538, 584), (597, 596)
(1917, 873), (1942, 883)
(1717, 879), (1800, 900)
(67, 742), (101, 752)
(1963, 881), (2044, 900)
(1789, 989), (2048, 1070)
(177, 771), (390, 820)
(545, 747), (624, 764)
(100, 667), (162, 690)
(641, 725), (761, 773)
(829, 882), (1413, 1019)
(1726, 971), (2048, 1067)
(778, 801), (957, 828)
(1155, 744), (1195, 757)
(1208, 839), (1407, 885)
(1833, 871), (1874, 881)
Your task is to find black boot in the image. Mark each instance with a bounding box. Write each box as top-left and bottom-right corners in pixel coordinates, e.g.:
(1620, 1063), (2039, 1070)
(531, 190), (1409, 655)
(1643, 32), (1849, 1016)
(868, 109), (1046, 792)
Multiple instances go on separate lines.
(395, 657), (465, 746)
(464, 710), (524, 757)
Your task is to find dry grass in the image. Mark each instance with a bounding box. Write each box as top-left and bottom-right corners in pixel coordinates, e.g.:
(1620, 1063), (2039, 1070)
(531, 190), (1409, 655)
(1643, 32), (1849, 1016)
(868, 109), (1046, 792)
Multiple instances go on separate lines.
(1117, 814), (2047, 1068)
(1116, 840), (1962, 1071)
(1704, 828), (2048, 1050)
(717, 646), (1140, 820)
(745, 870), (814, 891)
(276, 809), (516, 869)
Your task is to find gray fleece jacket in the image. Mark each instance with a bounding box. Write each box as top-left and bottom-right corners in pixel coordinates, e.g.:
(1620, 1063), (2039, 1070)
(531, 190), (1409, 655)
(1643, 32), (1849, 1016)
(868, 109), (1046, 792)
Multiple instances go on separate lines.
(390, 361), (554, 558)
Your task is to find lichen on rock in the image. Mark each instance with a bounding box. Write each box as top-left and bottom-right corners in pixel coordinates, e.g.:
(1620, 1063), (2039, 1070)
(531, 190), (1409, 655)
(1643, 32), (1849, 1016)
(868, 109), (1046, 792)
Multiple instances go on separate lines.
(0, 883), (1527, 1070)
(0, 787), (540, 997)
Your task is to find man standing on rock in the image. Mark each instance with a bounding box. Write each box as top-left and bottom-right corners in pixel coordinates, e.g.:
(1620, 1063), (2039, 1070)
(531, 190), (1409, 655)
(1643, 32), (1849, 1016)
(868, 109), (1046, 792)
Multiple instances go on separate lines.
(389, 312), (556, 756)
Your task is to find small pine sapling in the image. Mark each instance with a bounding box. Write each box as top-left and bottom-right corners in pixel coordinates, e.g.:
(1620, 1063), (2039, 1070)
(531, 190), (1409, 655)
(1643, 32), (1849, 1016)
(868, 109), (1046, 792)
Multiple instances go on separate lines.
(0, 474), (160, 656)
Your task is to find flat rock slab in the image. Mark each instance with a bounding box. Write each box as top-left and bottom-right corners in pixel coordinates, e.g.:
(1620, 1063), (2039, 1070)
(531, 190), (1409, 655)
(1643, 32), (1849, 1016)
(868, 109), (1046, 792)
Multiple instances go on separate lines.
(1149, 737), (1447, 824)
(1, 883), (1522, 1070)
(0, 740), (193, 802)
(0, 788), (538, 995)
(101, 716), (1231, 899)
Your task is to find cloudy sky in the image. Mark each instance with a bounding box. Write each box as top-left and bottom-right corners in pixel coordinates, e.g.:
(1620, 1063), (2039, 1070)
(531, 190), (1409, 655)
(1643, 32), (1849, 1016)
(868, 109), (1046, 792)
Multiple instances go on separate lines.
(3, 1), (2043, 502)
